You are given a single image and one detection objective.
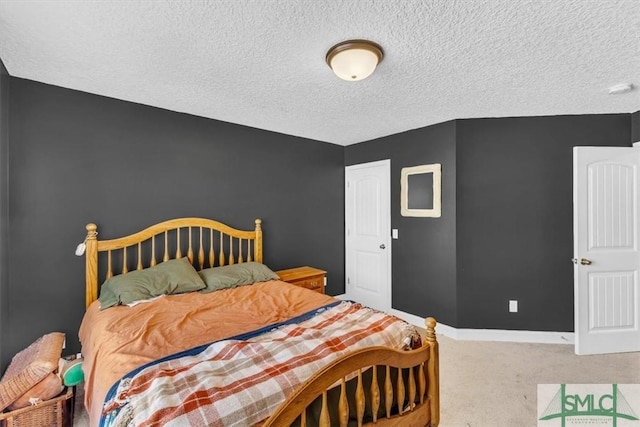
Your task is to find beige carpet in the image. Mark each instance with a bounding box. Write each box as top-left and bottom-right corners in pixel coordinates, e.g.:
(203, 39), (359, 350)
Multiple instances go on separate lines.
(438, 336), (640, 426)
(72, 336), (640, 426)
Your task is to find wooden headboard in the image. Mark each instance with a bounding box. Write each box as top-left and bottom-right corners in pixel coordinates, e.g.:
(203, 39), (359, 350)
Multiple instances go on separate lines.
(84, 217), (263, 308)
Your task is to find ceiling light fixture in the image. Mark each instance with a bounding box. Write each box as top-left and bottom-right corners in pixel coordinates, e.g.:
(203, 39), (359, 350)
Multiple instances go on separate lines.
(326, 39), (384, 81)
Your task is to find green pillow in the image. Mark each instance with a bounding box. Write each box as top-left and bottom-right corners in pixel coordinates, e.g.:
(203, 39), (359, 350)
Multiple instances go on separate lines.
(198, 262), (279, 293)
(98, 258), (206, 309)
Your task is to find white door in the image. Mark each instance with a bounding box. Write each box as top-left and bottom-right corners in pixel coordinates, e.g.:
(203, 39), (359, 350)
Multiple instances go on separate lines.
(345, 160), (391, 312)
(574, 146), (640, 355)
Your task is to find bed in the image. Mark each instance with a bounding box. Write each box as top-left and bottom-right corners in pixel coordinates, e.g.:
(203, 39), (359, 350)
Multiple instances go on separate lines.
(78, 217), (440, 427)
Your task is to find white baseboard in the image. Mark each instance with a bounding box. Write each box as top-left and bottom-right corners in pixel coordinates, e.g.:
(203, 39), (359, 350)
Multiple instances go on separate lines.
(389, 308), (574, 345)
(331, 295), (574, 345)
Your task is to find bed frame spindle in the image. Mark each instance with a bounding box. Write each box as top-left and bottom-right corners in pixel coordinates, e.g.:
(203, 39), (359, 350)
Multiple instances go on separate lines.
(370, 366), (380, 422)
(355, 370), (365, 423)
(209, 228), (215, 267)
(219, 233), (225, 266)
(320, 392), (329, 426)
(163, 232), (169, 262)
(150, 237), (157, 267)
(122, 247), (128, 274)
(137, 242), (143, 270)
(384, 366), (392, 417)
(176, 228), (182, 259)
(408, 366), (416, 410)
(418, 363), (426, 404)
(397, 369), (405, 414)
(338, 379), (348, 426)
(187, 227), (194, 264)
(198, 227), (205, 270)
(106, 252), (113, 279)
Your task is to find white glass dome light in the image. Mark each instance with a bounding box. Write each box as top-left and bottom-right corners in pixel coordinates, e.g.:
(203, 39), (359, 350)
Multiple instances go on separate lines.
(326, 40), (384, 81)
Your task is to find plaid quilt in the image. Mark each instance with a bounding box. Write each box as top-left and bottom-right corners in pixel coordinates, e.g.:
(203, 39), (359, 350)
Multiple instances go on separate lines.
(101, 301), (421, 427)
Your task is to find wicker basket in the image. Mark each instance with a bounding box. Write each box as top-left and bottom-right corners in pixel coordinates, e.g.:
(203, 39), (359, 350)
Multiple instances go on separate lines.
(0, 333), (65, 412)
(0, 387), (73, 427)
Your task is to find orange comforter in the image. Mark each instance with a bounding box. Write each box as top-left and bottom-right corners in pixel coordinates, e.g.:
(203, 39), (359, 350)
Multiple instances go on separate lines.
(78, 280), (336, 427)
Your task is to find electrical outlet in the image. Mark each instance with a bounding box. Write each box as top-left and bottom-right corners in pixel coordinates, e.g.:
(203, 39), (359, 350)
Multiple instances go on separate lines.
(392, 229), (399, 239)
(509, 300), (518, 313)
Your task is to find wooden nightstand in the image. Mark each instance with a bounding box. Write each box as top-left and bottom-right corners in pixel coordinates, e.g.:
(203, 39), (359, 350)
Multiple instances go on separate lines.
(276, 266), (327, 294)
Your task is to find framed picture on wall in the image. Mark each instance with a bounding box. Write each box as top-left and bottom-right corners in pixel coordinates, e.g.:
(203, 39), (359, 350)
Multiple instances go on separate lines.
(401, 163), (442, 217)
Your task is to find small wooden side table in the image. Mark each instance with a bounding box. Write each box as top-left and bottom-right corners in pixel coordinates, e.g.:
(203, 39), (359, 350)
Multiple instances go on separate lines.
(276, 266), (327, 294)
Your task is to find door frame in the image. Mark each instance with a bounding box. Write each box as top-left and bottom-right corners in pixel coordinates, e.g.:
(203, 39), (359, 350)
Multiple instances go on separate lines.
(344, 159), (392, 312)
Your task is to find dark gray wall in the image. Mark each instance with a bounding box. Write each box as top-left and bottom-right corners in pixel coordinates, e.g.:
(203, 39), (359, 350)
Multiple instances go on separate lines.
(456, 115), (631, 331)
(5, 78), (344, 364)
(345, 114), (632, 332)
(632, 111), (640, 143)
(345, 121), (458, 326)
(0, 59), (9, 368)
(1, 70), (636, 370)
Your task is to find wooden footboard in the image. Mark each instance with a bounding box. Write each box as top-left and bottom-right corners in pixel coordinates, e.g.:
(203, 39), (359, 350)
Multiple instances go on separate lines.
(263, 317), (440, 427)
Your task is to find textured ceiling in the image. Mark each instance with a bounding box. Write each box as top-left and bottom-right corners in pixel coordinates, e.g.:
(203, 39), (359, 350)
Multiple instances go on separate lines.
(0, 0), (638, 146)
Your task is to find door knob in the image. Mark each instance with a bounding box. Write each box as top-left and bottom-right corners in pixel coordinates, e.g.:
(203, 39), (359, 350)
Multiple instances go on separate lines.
(380, 244), (386, 249)
(571, 258), (592, 265)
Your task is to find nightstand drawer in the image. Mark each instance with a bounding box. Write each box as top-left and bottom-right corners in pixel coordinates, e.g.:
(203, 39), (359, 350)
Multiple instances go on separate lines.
(295, 276), (324, 293)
